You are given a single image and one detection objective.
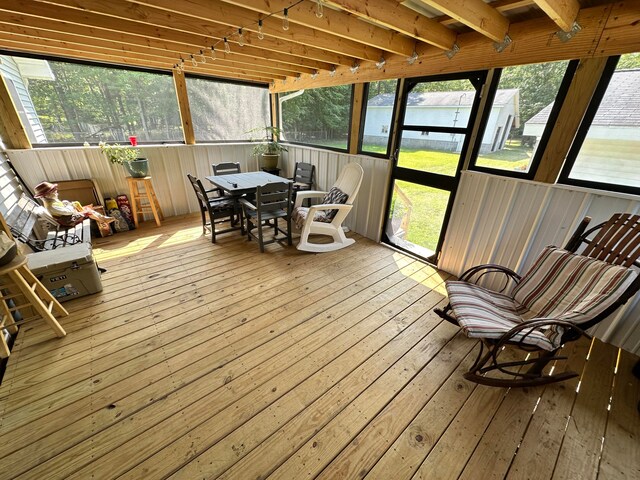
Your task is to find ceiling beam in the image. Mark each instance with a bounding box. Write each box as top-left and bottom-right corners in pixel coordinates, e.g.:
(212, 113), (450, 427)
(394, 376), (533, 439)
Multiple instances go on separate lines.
(417, 0), (510, 43)
(272, 4), (625, 92)
(36, 0), (381, 62)
(532, 0), (580, 32)
(324, 0), (456, 51)
(0, 0), (351, 66)
(436, 1), (535, 26)
(0, 11), (333, 71)
(0, 39), (276, 83)
(0, 24), (316, 76)
(214, 0), (416, 57)
(0, 33), (292, 79)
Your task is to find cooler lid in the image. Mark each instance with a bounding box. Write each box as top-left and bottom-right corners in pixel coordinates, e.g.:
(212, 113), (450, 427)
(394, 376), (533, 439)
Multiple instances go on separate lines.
(27, 243), (94, 270)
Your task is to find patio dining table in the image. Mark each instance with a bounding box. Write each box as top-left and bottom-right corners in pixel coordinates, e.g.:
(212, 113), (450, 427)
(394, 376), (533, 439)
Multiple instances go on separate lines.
(205, 171), (291, 196)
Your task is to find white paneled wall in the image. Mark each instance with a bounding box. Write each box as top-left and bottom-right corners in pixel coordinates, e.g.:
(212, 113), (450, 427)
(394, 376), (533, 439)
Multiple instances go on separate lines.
(440, 171), (640, 354)
(7, 143), (392, 242)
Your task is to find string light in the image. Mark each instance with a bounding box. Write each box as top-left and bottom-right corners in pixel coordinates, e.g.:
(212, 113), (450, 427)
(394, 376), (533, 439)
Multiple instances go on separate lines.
(407, 51), (419, 65)
(174, 64), (182, 75)
(210, 46), (216, 60)
(350, 61), (360, 74)
(282, 8), (289, 31)
(258, 19), (265, 40)
(311, 70), (319, 79)
(197, 50), (207, 63)
(190, 54), (198, 66)
(238, 28), (245, 47)
(329, 66), (336, 77)
(375, 56), (386, 70)
(224, 37), (231, 54)
(179, 58), (185, 71)
(315, 0), (323, 18)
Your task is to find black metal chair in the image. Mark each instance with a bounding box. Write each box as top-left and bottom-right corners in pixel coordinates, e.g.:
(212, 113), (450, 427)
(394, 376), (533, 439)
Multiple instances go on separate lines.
(435, 213), (640, 388)
(290, 162), (315, 205)
(240, 182), (292, 253)
(187, 173), (242, 243)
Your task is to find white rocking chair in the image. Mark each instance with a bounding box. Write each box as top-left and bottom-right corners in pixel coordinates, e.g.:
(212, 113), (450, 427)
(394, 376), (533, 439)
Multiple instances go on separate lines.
(293, 163), (364, 253)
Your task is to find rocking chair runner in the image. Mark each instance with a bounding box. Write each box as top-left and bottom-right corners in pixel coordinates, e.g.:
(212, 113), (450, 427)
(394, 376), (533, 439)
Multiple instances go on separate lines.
(435, 213), (640, 388)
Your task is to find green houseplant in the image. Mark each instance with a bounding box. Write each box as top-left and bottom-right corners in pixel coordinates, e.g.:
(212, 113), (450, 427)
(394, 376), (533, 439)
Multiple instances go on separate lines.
(99, 142), (149, 178)
(249, 126), (288, 170)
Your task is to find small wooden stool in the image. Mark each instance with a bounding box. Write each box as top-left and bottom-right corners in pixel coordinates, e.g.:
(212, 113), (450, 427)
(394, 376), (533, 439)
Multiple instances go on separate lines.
(0, 255), (68, 358)
(126, 176), (164, 228)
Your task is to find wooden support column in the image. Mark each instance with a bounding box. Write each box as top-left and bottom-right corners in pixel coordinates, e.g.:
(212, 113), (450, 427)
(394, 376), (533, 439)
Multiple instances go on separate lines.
(534, 57), (608, 184)
(270, 92), (278, 129)
(0, 75), (31, 149)
(348, 83), (365, 155)
(172, 70), (195, 145)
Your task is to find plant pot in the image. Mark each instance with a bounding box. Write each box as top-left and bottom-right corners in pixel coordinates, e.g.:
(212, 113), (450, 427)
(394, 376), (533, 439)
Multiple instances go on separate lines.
(260, 154), (279, 170)
(125, 158), (149, 178)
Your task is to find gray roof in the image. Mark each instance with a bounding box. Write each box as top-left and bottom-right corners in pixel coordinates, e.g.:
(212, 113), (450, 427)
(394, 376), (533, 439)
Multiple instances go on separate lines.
(368, 88), (519, 107)
(527, 69), (640, 126)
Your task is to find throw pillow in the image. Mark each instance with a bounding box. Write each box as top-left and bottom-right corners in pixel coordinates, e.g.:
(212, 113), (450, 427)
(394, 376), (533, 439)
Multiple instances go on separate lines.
(321, 187), (349, 221)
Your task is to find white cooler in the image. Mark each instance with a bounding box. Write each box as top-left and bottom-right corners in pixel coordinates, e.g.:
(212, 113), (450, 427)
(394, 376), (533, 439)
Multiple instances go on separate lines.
(27, 243), (103, 302)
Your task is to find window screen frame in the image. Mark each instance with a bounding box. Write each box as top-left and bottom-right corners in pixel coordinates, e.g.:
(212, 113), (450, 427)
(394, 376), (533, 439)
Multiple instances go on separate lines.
(277, 84), (355, 153)
(357, 79), (401, 159)
(558, 56), (640, 196)
(468, 59), (579, 180)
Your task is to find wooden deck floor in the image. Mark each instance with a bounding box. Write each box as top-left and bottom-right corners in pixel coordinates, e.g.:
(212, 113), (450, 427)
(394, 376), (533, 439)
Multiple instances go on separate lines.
(0, 214), (638, 480)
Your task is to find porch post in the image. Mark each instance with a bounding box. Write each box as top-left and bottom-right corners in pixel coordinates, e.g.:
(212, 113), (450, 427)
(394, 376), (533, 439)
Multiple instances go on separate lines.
(0, 76), (31, 149)
(172, 70), (196, 145)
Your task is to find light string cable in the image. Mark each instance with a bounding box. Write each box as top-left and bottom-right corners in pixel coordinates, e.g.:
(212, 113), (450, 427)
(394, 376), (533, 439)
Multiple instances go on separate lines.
(175, 0), (311, 72)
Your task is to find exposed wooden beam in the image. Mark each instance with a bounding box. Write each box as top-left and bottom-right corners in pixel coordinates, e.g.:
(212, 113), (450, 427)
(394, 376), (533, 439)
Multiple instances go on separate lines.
(417, 0), (510, 43)
(0, 76), (32, 149)
(0, 40), (274, 84)
(272, 4), (620, 92)
(38, 0), (380, 62)
(437, 0), (536, 26)
(0, 0), (351, 67)
(0, 22), (317, 75)
(348, 83), (365, 155)
(534, 57), (609, 183)
(216, 0), (416, 57)
(532, 0), (580, 32)
(172, 70), (195, 145)
(324, 0), (456, 51)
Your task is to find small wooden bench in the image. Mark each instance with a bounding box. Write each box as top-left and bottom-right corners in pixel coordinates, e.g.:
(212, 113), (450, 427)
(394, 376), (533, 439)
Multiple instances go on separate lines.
(5, 195), (91, 252)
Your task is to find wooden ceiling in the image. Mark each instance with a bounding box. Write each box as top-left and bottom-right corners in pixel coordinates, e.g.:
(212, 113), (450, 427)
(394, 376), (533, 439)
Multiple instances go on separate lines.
(0, 0), (637, 92)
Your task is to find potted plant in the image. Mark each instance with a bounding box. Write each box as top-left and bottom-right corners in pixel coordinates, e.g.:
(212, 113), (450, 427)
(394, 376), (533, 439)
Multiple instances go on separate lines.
(249, 126), (288, 170)
(99, 141), (149, 178)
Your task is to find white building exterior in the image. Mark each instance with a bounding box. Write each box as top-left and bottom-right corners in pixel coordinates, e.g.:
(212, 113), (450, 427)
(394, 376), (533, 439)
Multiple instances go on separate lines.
(364, 89), (519, 153)
(524, 69), (640, 188)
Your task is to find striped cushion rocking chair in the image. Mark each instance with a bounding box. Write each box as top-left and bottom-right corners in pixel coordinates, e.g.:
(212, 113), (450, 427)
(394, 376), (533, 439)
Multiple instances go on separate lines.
(435, 213), (640, 387)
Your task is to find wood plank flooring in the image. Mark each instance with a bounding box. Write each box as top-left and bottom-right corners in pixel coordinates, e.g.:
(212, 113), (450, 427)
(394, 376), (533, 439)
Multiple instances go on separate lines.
(0, 214), (638, 480)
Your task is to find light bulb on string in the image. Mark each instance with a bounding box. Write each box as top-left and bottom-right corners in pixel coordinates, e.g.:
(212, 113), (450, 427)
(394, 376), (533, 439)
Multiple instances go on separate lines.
(329, 66), (336, 77)
(237, 28), (245, 47)
(316, 0), (323, 18)
(174, 64), (182, 75)
(210, 46), (216, 60)
(198, 50), (207, 63)
(311, 70), (319, 79)
(190, 54), (198, 67)
(282, 8), (289, 31)
(258, 19), (265, 40)
(375, 56), (386, 70)
(179, 58), (186, 71)
(350, 61), (360, 73)
(224, 37), (231, 54)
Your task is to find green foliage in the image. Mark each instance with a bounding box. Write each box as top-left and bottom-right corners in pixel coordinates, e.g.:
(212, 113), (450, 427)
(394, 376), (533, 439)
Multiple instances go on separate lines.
(247, 126), (288, 157)
(617, 53), (640, 69)
(99, 142), (140, 165)
(281, 85), (352, 142)
(27, 60), (182, 143)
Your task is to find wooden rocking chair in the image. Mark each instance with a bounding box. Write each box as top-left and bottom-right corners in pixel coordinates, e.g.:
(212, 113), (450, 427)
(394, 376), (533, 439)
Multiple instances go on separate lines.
(435, 213), (640, 387)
